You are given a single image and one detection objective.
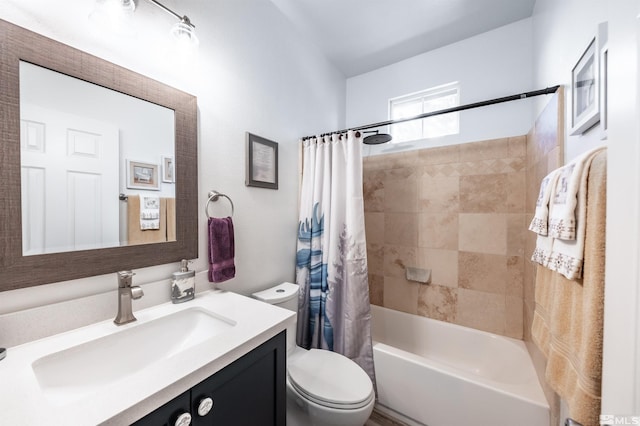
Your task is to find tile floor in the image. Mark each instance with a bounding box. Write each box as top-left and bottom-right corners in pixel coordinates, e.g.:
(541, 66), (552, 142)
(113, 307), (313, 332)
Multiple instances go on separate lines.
(365, 408), (410, 426)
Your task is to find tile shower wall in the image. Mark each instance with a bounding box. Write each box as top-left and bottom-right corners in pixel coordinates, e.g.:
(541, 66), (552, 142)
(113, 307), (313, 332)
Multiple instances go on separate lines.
(363, 137), (527, 339)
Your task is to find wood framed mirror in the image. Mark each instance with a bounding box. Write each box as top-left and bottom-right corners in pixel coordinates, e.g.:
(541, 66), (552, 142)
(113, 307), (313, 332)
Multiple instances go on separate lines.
(0, 19), (198, 291)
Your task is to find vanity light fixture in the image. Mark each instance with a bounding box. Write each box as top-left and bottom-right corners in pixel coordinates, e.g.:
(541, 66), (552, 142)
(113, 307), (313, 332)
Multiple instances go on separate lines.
(91, 0), (199, 46)
(145, 0), (199, 47)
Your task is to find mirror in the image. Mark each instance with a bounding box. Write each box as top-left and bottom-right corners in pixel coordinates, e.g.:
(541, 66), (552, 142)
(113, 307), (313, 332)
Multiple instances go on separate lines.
(0, 19), (198, 290)
(20, 62), (176, 255)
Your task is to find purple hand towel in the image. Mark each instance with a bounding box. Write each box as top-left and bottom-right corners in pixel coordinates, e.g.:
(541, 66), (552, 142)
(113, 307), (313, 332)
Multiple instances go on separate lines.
(208, 216), (236, 283)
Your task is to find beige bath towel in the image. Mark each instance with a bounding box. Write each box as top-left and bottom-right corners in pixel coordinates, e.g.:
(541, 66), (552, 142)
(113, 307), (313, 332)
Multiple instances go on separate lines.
(127, 195), (167, 245)
(531, 150), (606, 426)
(166, 197), (176, 242)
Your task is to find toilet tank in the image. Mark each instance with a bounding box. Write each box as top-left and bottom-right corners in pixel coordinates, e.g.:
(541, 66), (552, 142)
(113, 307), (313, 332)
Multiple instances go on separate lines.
(251, 282), (299, 312)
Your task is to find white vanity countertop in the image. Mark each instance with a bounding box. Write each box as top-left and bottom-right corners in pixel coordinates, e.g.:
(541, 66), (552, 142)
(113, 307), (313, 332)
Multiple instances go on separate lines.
(0, 290), (295, 425)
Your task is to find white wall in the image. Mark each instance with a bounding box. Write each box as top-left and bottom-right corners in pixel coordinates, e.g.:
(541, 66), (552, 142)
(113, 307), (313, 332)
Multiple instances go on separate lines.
(346, 18), (534, 156)
(532, 0), (608, 162)
(532, 0), (640, 419)
(0, 0), (345, 314)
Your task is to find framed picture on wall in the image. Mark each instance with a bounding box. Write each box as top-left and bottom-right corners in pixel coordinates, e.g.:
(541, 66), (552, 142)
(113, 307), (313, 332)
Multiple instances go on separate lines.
(126, 160), (160, 190)
(570, 36), (600, 135)
(162, 155), (175, 183)
(598, 21), (609, 140)
(245, 132), (278, 189)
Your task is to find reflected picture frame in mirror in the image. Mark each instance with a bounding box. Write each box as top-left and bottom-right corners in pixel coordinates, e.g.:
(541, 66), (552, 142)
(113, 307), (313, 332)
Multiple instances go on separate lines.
(0, 19), (198, 291)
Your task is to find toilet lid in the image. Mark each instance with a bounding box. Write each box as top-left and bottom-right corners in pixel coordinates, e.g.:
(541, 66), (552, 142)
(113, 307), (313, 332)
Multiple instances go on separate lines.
(288, 349), (373, 409)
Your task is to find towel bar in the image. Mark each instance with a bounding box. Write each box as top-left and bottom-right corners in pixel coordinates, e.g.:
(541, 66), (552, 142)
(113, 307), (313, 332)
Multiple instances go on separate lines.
(205, 190), (234, 218)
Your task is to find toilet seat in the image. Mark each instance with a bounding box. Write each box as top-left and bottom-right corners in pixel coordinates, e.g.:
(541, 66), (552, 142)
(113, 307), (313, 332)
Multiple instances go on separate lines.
(287, 349), (374, 410)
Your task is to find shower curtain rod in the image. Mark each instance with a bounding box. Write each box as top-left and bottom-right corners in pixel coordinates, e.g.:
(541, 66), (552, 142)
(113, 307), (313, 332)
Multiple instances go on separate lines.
(301, 85), (560, 140)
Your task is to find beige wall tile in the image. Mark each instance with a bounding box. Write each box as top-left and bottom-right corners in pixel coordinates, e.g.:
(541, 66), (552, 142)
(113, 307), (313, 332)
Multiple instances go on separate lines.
(455, 288), (506, 335)
(507, 256), (524, 297)
(506, 171), (526, 212)
(418, 213), (458, 250)
(417, 248), (458, 288)
(385, 167), (416, 181)
(381, 153), (417, 170)
(384, 213), (418, 246)
(508, 135), (527, 157)
(418, 284), (458, 322)
(363, 135), (531, 340)
(458, 251), (507, 294)
(363, 170), (385, 212)
(366, 243), (384, 275)
(507, 213), (526, 256)
(383, 245), (417, 278)
(418, 175), (459, 214)
(505, 296), (524, 339)
(383, 277), (419, 314)
(460, 173), (507, 213)
(368, 274), (384, 306)
(459, 138), (509, 162)
(384, 175), (417, 213)
(417, 144), (459, 164)
(365, 213), (384, 245)
(458, 213), (507, 255)
(363, 155), (388, 171)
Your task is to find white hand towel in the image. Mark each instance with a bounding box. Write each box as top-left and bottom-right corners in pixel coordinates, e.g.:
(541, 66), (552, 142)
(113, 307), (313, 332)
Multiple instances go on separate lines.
(529, 169), (560, 236)
(548, 147), (606, 240)
(140, 195), (160, 230)
(546, 149), (606, 279)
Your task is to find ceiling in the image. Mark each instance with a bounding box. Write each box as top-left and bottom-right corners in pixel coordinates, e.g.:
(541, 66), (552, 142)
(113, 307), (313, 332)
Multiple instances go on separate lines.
(269, 0), (537, 77)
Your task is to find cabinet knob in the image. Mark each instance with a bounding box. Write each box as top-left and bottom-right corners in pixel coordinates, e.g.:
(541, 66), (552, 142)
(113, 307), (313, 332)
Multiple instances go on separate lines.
(174, 412), (192, 426)
(197, 397), (214, 416)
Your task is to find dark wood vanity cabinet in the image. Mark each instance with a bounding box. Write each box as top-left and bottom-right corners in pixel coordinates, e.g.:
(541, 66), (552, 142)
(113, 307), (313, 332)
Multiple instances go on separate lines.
(132, 331), (286, 426)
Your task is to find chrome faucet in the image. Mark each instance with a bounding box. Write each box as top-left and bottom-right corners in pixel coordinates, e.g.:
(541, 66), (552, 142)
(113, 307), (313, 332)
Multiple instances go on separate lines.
(114, 270), (144, 325)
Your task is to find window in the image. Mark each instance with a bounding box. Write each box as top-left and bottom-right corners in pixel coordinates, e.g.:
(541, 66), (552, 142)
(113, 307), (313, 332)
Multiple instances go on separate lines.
(389, 83), (460, 143)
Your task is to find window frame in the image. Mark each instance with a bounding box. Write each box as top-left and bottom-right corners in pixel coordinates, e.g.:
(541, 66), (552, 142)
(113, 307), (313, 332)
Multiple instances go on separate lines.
(388, 82), (461, 143)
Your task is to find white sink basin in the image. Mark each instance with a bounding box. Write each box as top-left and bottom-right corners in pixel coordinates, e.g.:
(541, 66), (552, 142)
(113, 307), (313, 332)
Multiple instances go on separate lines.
(31, 307), (236, 403)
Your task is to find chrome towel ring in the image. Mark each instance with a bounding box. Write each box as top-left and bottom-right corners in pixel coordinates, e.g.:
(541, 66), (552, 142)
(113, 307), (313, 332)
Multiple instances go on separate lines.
(205, 190), (234, 218)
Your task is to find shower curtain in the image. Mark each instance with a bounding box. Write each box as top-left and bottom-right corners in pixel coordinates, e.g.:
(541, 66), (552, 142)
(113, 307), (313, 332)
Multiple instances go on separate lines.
(295, 130), (376, 385)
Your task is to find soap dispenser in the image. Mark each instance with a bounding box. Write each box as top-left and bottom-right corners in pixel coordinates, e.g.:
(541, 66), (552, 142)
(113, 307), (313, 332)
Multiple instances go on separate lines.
(171, 259), (195, 303)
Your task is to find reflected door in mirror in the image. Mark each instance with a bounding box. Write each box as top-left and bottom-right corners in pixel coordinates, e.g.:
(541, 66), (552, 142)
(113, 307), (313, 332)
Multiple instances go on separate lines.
(21, 105), (120, 255)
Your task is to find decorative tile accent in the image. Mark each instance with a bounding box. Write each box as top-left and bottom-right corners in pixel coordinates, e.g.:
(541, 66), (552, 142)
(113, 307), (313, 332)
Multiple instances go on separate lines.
(460, 174), (508, 212)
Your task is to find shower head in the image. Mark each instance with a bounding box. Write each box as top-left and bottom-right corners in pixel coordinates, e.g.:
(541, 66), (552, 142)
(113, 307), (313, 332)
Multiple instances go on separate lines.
(362, 130), (392, 145)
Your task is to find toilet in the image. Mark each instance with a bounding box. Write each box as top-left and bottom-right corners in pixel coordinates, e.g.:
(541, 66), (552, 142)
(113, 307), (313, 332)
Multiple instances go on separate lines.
(252, 282), (375, 426)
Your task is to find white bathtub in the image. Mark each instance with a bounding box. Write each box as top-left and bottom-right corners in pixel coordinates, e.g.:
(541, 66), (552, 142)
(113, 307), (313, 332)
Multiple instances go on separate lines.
(371, 305), (549, 426)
